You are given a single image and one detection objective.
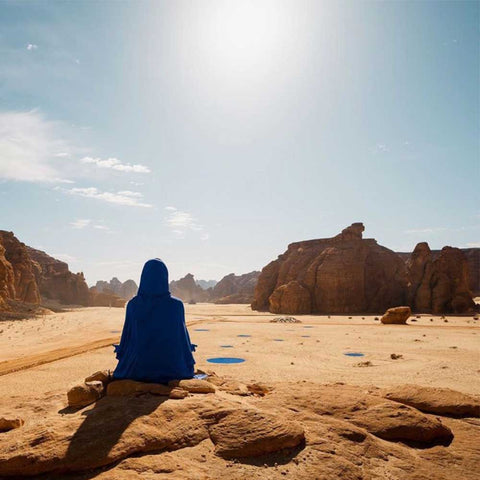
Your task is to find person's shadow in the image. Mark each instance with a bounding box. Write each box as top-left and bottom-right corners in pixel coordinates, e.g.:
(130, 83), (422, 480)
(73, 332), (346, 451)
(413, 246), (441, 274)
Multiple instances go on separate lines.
(61, 393), (168, 476)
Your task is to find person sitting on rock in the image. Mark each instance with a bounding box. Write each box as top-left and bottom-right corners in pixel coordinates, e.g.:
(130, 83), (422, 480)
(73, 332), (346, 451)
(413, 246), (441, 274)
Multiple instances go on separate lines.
(113, 258), (196, 384)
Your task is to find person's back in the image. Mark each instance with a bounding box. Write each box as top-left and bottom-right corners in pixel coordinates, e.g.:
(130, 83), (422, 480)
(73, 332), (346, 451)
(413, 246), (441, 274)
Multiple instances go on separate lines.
(113, 259), (196, 384)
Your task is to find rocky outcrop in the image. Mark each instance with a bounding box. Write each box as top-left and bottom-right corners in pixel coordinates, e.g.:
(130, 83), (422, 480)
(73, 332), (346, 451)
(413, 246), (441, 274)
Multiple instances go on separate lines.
(94, 277), (137, 300)
(399, 247), (480, 298)
(0, 232), (40, 305)
(406, 244), (475, 314)
(252, 223), (408, 314)
(0, 243), (15, 310)
(170, 273), (210, 303)
(252, 224), (475, 315)
(210, 271), (260, 304)
(26, 246), (90, 306)
(88, 287), (126, 308)
(196, 279), (217, 290)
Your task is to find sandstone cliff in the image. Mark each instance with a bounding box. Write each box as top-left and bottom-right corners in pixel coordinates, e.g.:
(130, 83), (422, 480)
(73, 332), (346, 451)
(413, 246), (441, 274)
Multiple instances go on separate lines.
(0, 232), (40, 307)
(26, 247), (90, 306)
(252, 224), (475, 314)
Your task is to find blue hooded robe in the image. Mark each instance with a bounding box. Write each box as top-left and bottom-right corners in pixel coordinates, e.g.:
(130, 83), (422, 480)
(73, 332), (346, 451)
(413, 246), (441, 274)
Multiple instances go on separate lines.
(113, 259), (196, 383)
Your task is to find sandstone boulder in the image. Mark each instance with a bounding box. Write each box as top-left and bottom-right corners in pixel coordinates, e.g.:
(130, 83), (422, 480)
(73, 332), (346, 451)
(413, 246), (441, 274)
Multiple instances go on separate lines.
(269, 280), (311, 314)
(0, 416), (24, 432)
(209, 408), (305, 458)
(168, 379), (216, 394)
(85, 370), (112, 386)
(67, 382), (104, 408)
(107, 380), (172, 397)
(383, 385), (480, 417)
(350, 402), (453, 443)
(381, 306), (411, 324)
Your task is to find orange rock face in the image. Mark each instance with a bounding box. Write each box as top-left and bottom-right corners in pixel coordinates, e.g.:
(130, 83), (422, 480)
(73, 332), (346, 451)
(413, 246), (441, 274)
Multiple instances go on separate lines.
(210, 271), (260, 304)
(0, 231), (40, 305)
(252, 223), (408, 314)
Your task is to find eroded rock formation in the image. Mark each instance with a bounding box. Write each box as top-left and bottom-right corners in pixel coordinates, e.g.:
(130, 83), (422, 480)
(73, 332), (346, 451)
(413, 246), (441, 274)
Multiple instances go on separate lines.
(170, 273), (210, 303)
(252, 224), (475, 315)
(0, 232), (40, 305)
(94, 278), (138, 300)
(252, 223), (408, 314)
(26, 247), (90, 306)
(210, 271), (260, 304)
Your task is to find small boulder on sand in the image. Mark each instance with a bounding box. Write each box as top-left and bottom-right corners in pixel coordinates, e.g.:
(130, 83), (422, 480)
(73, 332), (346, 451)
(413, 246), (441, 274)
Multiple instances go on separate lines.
(85, 370), (111, 386)
(67, 381), (104, 408)
(168, 379), (215, 394)
(0, 416), (24, 432)
(381, 306), (411, 325)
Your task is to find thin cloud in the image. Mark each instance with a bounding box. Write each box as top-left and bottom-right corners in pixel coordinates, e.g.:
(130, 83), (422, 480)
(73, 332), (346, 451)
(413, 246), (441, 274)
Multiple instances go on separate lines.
(70, 219), (91, 229)
(117, 190), (143, 198)
(81, 157), (150, 173)
(465, 242), (480, 248)
(404, 227), (447, 235)
(51, 253), (77, 264)
(26, 44), (38, 51)
(164, 206), (207, 238)
(61, 186), (152, 208)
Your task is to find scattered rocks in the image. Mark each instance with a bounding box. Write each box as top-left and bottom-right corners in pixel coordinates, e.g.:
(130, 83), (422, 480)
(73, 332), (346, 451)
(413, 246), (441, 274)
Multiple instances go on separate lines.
(381, 306), (411, 325)
(246, 383), (271, 396)
(356, 361), (373, 367)
(0, 416), (24, 432)
(383, 385), (480, 417)
(270, 316), (301, 323)
(390, 354), (403, 360)
(67, 381), (104, 408)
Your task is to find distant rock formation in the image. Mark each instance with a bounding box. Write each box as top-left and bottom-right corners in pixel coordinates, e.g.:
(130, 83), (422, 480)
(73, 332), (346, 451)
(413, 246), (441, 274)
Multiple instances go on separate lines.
(252, 223), (475, 315)
(170, 274), (210, 303)
(398, 247), (480, 298)
(210, 271), (260, 304)
(406, 244), (474, 314)
(196, 279), (218, 290)
(95, 277), (138, 300)
(0, 232), (40, 307)
(88, 287), (126, 308)
(26, 247), (90, 306)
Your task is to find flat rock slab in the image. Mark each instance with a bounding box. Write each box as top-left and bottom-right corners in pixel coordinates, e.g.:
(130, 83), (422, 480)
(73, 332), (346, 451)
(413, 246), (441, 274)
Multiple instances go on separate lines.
(168, 379), (216, 393)
(350, 402), (453, 443)
(383, 385), (480, 417)
(209, 408), (305, 458)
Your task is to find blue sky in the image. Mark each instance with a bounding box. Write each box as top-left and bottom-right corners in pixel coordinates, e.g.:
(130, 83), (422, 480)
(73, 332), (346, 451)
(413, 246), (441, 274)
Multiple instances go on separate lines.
(1, 0), (478, 285)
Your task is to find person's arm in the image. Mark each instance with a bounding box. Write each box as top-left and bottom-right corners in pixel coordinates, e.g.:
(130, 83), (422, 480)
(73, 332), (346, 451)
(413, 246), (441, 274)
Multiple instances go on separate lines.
(180, 302), (197, 352)
(114, 301), (132, 359)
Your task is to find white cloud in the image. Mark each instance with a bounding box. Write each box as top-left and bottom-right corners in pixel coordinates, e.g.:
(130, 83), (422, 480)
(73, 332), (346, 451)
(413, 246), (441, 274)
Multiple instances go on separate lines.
(0, 110), (73, 183)
(117, 190), (143, 198)
(200, 233), (210, 241)
(93, 225), (110, 230)
(404, 227), (447, 235)
(81, 156), (150, 173)
(465, 242), (480, 248)
(70, 219), (91, 229)
(373, 143), (389, 154)
(27, 44), (38, 51)
(61, 186), (152, 208)
(164, 207), (208, 238)
(55, 152), (70, 157)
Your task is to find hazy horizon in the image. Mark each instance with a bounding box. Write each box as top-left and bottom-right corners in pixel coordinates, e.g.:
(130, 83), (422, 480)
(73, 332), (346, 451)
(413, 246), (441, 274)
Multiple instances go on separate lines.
(1, 0), (478, 285)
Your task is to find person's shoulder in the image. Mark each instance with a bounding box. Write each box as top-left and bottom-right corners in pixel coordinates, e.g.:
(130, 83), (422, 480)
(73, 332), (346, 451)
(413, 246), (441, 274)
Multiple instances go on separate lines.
(169, 296), (185, 310)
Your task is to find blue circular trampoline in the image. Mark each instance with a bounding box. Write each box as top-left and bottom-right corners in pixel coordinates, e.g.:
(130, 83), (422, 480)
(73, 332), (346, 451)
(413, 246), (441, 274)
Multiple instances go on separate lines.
(344, 352), (365, 357)
(207, 357), (245, 364)
(273, 339), (284, 342)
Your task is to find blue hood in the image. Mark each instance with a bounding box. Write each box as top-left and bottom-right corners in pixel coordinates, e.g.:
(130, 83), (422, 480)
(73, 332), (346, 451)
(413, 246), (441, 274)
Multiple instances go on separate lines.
(138, 259), (169, 296)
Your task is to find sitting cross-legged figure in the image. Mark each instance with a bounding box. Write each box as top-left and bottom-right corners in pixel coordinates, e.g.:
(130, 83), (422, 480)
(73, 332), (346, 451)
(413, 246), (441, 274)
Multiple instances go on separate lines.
(113, 258), (196, 384)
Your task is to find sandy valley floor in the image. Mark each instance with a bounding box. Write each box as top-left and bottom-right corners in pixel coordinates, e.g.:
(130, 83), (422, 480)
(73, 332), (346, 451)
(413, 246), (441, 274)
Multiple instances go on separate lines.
(0, 305), (479, 480)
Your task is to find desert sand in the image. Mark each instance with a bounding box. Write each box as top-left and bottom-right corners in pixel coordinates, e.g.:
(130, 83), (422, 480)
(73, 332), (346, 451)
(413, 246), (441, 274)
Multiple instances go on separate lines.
(0, 304), (479, 479)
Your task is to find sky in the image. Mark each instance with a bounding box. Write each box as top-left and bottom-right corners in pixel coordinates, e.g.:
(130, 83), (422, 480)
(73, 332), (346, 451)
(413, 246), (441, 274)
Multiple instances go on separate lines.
(1, 0), (479, 285)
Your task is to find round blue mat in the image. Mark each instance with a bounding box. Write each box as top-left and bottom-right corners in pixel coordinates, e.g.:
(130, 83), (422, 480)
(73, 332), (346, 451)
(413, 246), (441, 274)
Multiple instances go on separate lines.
(220, 345), (234, 348)
(207, 357), (245, 364)
(237, 334), (251, 337)
(344, 352), (365, 357)
(273, 339), (284, 342)
(194, 329), (209, 331)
